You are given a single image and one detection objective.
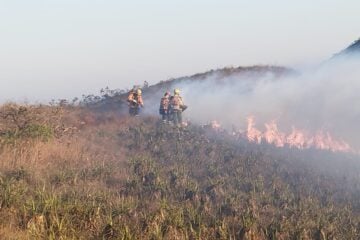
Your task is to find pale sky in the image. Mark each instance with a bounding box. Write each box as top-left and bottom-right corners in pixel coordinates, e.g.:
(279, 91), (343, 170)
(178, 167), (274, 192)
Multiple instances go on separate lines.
(0, 0), (359, 102)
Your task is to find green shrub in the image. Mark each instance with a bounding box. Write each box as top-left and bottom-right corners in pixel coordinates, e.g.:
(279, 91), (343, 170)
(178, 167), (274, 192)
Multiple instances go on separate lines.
(20, 124), (53, 140)
(0, 124), (53, 144)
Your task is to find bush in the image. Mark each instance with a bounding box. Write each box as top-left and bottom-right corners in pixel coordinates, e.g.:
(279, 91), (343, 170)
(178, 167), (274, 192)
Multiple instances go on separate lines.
(0, 124), (53, 145)
(20, 124), (53, 141)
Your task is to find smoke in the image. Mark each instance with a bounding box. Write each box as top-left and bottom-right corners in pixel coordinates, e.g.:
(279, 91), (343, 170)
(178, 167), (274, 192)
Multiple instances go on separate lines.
(143, 56), (360, 150)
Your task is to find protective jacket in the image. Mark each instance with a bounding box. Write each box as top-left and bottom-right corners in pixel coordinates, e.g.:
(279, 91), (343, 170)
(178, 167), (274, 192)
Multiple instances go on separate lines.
(128, 92), (144, 108)
(171, 95), (184, 111)
(160, 96), (170, 110)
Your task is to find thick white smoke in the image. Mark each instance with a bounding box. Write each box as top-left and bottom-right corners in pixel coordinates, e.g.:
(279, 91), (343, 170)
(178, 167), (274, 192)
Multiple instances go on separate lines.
(144, 56), (360, 149)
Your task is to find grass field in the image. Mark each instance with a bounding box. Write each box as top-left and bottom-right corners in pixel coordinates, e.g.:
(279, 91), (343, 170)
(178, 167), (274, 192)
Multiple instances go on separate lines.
(0, 103), (359, 239)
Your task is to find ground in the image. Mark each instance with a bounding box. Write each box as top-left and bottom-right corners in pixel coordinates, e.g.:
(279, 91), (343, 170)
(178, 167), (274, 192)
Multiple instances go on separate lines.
(0, 103), (359, 239)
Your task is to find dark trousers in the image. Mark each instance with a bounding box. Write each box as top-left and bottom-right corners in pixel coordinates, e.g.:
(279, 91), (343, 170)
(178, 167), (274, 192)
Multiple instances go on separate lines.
(160, 109), (169, 121)
(172, 110), (182, 126)
(162, 113), (168, 121)
(129, 107), (140, 116)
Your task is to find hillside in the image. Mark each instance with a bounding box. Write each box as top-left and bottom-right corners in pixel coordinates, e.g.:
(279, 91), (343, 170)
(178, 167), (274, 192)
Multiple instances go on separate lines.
(84, 65), (294, 112)
(345, 38), (360, 53)
(0, 103), (360, 239)
(332, 38), (360, 58)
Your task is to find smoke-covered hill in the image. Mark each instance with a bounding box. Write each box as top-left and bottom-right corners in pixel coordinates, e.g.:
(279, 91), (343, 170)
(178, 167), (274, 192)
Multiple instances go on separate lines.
(135, 57), (360, 152)
(86, 65), (294, 112)
(344, 38), (360, 53)
(86, 54), (360, 152)
(332, 38), (360, 58)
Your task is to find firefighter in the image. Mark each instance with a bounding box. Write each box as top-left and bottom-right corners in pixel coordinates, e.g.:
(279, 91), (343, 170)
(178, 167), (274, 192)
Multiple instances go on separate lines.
(159, 91), (171, 122)
(127, 89), (144, 116)
(170, 89), (187, 127)
(168, 95), (174, 123)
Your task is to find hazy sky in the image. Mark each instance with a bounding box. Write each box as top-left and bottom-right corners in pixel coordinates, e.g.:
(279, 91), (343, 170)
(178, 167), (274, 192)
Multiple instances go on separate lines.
(0, 0), (359, 102)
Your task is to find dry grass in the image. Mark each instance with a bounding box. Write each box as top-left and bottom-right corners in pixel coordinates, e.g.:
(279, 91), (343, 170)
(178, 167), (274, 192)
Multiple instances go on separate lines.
(0, 103), (359, 239)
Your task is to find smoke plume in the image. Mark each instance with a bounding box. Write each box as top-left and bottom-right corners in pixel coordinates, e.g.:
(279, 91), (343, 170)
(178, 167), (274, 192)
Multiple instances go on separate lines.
(144, 56), (360, 150)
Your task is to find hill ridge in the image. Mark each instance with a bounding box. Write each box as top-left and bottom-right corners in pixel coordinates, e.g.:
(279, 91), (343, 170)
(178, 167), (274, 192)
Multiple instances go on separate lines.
(333, 38), (360, 58)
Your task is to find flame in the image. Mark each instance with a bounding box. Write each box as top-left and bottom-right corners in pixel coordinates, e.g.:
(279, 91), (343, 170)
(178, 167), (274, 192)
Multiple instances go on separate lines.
(245, 116), (352, 152)
(286, 127), (307, 148)
(207, 116), (352, 153)
(264, 120), (285, 147)
(211, 120), (221, 130)
(246, 116), (262, 143)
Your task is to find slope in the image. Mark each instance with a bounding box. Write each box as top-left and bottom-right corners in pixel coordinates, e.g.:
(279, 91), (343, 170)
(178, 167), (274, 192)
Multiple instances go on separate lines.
(85, 65), (294, 113)
(0, 103), (359, 239)
(332, 38), (360, 58)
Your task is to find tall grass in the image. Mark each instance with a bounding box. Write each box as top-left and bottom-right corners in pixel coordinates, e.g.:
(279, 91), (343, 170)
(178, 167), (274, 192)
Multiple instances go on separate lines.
(0, 103), (359, 239)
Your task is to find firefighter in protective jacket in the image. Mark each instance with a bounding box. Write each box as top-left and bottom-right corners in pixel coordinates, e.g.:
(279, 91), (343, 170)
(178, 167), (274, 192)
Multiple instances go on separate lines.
(159, 91), (171, 122)
(127, 89), (144, 116)
(170, 89), (187, 126)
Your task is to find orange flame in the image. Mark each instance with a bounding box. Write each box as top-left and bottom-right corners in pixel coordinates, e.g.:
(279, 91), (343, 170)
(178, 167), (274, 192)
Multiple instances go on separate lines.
(210, 120), (221, 130)
(245, 116), (352, 152)
(246, 116), (262, 143)
(207, 116), (352, 153)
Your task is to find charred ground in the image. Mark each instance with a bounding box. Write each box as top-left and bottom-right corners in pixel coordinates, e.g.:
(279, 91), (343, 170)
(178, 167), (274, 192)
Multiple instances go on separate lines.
(0, 101), (360, 239)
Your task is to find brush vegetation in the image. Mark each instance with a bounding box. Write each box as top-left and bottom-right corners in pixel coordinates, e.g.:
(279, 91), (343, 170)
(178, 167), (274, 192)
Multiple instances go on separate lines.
(0, 101), (359, 240)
